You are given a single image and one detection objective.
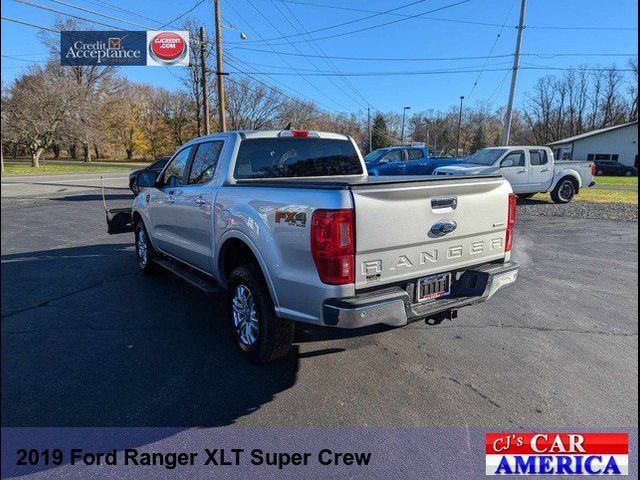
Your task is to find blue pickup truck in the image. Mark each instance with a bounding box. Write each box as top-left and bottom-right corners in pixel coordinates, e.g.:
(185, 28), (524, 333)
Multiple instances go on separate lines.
(364, 146), (460, 176)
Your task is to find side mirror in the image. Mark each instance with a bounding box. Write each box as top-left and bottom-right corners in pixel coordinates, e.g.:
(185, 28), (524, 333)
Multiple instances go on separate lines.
(136, 170), (158, 189)
(501, 159), (514, 168)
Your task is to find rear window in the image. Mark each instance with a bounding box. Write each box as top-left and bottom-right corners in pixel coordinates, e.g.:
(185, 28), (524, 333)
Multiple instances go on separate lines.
(234, 137), (363, 179)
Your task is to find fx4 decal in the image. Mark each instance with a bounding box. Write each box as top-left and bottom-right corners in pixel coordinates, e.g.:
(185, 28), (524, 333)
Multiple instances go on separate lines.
(275, 210), (307, 227)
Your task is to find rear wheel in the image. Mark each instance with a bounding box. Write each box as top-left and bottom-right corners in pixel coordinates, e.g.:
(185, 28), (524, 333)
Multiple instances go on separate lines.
(134, 221), (157, 274)
(597, 169), (604, 176)
(551, 178), (577, 204)
(228, 264), (294, 363)
(625, 170), (632, 176)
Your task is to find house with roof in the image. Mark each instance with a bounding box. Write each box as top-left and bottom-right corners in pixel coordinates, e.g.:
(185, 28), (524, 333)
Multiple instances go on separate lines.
(547, 121), (638, 167)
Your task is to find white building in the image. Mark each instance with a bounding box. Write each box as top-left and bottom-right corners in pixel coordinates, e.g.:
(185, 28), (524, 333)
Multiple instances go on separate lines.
(548, 121), (638, 167)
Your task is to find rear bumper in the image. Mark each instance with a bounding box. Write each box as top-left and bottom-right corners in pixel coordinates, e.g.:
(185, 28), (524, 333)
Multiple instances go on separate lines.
(322, 262), (519, 329)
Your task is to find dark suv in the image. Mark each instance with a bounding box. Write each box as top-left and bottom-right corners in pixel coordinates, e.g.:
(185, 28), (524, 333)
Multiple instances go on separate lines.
(593, 160), (638, 177)
(129, 156), (171, 194)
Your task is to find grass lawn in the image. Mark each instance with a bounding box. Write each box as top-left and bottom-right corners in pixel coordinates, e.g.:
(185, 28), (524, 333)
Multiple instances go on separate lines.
(1, 163), (140, 176)
(533, 189), (638, 204)
(594, 175), (638, 186)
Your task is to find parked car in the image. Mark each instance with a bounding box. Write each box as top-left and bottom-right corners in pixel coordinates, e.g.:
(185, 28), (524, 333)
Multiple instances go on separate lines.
(111, 130), (519, 363)
(364, 146), (461, 175)
(433, 146), (596, 204)
(129, 156), (171, 195)
(593, 160), (638, 177)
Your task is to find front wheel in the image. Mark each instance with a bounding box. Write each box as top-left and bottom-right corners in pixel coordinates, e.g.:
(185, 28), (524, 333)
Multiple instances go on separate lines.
(228, 264), (294, 363)
(134, 221), (157, 274)
(551, 178), (576, 204)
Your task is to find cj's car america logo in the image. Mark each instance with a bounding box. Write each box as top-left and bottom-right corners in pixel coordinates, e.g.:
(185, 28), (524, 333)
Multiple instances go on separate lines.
(486, 432), (629, 476)
(61, 31), (189, 67)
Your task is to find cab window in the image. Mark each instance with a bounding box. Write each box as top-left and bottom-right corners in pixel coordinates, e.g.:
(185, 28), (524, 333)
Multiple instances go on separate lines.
(380, 150), (403, 163)
(188, 141), (223, 185)
(159, 147), (192, 187)
(501, 151), (525, 167)
(407, 149), (424, 161)
(529, 150), (548, 166)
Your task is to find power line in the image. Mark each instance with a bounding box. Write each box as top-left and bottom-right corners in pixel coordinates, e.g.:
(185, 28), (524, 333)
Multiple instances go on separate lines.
(225, 65), (637, 77)
(226, 0), (353, 111)
(158, 0), (208, 29)
(229, 0), (472, 46)
(44, 0), (150, 29)
(270, 0), (505, 28)
(268, 0), (372, 108)
(269, 0), (638, 33)
(228, 47), (637, 62)
(237, 0), (433, 44)
(467, 0), (517, 101)
(11, 0), (122, 29)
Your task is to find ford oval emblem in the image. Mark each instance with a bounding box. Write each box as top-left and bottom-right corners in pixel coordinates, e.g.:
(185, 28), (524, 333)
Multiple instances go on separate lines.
(430, 220), (457, 237)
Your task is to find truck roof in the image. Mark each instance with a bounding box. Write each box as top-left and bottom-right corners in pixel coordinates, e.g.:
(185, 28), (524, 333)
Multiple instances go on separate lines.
(183, 130), (351, 144)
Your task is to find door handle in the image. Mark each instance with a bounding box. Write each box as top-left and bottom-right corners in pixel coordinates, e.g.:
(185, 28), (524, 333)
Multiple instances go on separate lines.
(518, 169), (527, 174)
(541, 168), (551, 172)
(195, 196), (207, 206)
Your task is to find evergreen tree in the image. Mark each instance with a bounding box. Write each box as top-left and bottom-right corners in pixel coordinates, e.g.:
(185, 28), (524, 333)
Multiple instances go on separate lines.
(470, 124), (488, 153)
(371, 113), (390, 150)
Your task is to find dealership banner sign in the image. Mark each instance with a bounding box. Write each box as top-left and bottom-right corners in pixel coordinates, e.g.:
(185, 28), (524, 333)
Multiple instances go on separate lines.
(60, 31), (189, 67)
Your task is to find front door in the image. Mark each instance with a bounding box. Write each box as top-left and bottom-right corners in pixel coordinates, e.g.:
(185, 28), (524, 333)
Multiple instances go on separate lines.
(147, 146), (193, 257)
(499, 150), (528, 193)
(172, 141), (224, 273)
(377, 149), (406, 175)
(527, 149), (554, 191)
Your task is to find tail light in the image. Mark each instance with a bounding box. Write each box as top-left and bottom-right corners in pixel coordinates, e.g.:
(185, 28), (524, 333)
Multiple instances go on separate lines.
(505, 193), (517, 253)
(311, 209), (355, 285)
(591, 163), (597, 176)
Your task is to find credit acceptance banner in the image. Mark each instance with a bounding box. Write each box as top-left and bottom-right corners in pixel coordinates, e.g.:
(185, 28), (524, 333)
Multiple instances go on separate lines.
(60, 31), (190, 67)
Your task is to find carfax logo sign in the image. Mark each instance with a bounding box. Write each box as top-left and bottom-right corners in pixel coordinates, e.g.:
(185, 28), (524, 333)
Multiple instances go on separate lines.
(486, 433), (629, 476)
(61, 31), (189, 66)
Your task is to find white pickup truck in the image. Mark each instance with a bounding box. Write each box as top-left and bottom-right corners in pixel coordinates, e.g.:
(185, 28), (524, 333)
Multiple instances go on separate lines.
(111, 130), (519, 362)
(433, 146), (596, 203)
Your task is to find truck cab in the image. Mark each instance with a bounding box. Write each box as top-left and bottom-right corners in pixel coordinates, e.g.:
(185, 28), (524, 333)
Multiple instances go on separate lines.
(434, 146), (595, 203)
(365, 145), (461, 176)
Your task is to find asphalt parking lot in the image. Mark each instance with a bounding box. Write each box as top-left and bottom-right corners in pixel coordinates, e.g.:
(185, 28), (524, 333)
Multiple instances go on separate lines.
(1, 173), (637, 429)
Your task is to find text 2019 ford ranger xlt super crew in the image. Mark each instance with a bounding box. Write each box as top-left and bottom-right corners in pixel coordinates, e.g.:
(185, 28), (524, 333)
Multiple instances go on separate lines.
(128, 130), (519, 362)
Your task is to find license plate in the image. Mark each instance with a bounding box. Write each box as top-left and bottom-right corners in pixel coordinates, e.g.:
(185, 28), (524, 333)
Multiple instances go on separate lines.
(417, 273), (451, 302)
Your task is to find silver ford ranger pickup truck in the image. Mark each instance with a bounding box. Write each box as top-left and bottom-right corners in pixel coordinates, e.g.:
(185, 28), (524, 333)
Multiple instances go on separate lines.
(125, 129), (519, 362)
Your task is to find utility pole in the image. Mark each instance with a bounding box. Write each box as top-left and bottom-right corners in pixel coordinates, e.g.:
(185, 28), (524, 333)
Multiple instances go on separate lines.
(425, 123), (430, 152)
(213, 0), (227, 132)
(501, 0), (527, 146)
(199, 27), (211, 136)
(400, 106), (410, 145)
(367, 107), (372, 152)
(456, 96), (464, 156)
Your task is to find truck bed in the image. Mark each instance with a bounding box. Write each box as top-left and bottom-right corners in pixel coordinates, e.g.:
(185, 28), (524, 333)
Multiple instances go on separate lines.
(233, 174), (503, 190)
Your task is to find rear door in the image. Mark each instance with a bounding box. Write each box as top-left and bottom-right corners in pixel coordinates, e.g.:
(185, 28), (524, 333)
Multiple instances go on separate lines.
(350, 177), (511, 290)
(404, 148), (429, 174)
(527, 149), (554, 191)
(499, 150), (528, 193)
(147, 146), (193, 257)
(172, 140), (224, 273)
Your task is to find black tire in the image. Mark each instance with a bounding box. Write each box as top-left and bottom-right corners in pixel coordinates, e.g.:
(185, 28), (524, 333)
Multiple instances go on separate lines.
(134, 221), (158, 274)
(597, 169), (604, 176)
(551, 177), (577, 204)
(517, 193), (536, 199)
(625, 170), (632, 177)
(227, 264), (294, 363)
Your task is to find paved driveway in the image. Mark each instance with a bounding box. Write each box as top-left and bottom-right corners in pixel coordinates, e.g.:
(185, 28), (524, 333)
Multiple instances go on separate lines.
(1, 175), (637, 429)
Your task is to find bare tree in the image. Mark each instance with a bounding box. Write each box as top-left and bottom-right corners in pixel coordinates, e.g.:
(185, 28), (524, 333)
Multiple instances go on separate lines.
(3, 65), (77, 166)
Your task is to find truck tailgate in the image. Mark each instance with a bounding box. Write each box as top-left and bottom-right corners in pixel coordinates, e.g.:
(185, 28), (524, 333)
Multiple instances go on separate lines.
(350, 177), (512, 290)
